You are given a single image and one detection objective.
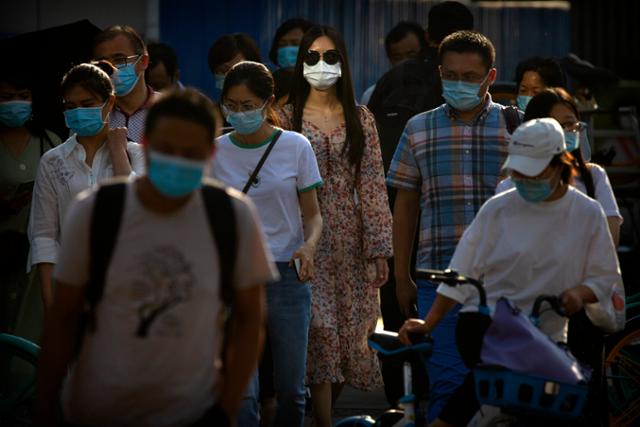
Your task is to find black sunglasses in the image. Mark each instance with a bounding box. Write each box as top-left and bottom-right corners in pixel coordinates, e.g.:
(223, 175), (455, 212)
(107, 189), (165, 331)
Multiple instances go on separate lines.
(303, 49), (342, 66)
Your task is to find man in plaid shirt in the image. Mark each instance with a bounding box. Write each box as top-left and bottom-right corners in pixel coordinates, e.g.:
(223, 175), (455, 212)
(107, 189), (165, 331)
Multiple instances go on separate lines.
(387, 31), (519, 423)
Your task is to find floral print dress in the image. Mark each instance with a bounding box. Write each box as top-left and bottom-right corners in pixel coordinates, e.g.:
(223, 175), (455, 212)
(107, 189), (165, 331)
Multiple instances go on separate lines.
(278, 105), (393, 390)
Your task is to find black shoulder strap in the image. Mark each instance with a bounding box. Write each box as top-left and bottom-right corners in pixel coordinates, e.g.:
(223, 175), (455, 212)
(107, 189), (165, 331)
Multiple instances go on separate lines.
(86, 181), (127, 332)
(242, 130), (283, 193)
(502, 106), (522, 134)
(201, 184), (237, 307)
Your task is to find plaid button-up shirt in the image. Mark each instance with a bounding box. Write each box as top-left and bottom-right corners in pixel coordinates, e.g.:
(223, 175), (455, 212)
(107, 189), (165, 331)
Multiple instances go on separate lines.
(387, 96), (516, 270)
(109, 86), (158, 143)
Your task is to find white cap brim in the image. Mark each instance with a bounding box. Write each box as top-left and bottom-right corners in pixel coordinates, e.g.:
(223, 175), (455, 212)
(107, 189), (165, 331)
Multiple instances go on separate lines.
(502, 154), (552, 177)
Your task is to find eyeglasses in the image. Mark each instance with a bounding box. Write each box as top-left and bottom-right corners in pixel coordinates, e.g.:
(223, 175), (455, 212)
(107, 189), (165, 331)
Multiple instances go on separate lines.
(102, 54), (142, 69)
(562, 121), (587, 134)
(303, 49), (341, 66)
(222, 100), (266, 114)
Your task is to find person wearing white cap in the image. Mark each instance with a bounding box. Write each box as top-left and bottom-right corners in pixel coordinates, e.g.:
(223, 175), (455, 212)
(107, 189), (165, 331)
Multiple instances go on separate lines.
(397, 118), (624, 427)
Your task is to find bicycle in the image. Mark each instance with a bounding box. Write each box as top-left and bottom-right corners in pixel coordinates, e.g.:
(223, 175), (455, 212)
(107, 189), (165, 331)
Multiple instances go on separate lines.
(0, 333), (40, 426)
(334, 331), (433, 427)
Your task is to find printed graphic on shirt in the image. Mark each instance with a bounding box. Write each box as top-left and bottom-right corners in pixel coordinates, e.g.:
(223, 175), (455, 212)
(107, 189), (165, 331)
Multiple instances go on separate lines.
(47, 155), (74, 187)
(131, 245), (195, 338)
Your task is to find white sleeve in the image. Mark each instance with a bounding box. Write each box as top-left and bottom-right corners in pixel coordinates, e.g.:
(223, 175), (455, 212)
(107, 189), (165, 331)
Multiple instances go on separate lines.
(438, 204), (492, 305)
(495, 177), (514, 194)
(52, 189), (94, 287)
(590, 165), (622, 220)
(126, 142), (147, 176)
(582, 205), (625, 332)
(232, 194), (279, 289)
(296, 135), (323, 192)
(28, 156), (60, 269)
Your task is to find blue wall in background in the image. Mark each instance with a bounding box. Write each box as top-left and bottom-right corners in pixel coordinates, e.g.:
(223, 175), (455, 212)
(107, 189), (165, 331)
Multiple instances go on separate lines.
(160, 0), (571, 101)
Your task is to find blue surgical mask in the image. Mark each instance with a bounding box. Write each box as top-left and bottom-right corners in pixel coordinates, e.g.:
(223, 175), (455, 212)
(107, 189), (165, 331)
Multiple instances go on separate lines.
(224, 103), (266, 135)
(442, 74), (489, 111)
(113, 57), (142, 97)
(215, 74), (225, 90)
(564, 131), (580, 152)
(516, 95), (532, 111)
(147, 149), (205, 198)
(63, 101), (108, 137)
(0, 101), (32, 128)
(278, 46), (299, 68)
(514, 178), (554, 203)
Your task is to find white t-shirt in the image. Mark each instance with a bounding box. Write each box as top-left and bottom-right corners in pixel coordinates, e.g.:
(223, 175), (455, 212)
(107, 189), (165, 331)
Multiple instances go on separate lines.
(438, 187), (621, 343)
(54, 179), (278, 427)
(496, 163), (622, 219)
(27, 134), (146, 268)
(210, 129), (323, 262)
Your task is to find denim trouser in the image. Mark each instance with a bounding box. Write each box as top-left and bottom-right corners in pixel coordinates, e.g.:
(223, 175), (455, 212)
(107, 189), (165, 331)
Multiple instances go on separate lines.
(417, 280), (469, 423)
(237, 262), (311, 427)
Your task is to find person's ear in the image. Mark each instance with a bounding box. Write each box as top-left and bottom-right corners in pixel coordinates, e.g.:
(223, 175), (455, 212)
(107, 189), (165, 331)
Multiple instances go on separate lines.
(139, 53), (150, 72)
(488, 68), (498, 86)
(266, 94), (276, 108)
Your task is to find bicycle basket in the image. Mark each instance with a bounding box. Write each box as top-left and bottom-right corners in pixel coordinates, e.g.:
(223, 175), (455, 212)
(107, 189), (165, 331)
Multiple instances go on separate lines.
(474, 367), (589, 418)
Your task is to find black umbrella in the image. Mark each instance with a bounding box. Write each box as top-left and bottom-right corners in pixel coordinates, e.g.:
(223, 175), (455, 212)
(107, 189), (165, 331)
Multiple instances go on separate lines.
(0, 20), (102, 139)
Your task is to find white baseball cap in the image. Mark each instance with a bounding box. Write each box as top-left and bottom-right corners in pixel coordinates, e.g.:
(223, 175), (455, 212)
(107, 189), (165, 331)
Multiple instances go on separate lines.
(502, 118), (566, 177)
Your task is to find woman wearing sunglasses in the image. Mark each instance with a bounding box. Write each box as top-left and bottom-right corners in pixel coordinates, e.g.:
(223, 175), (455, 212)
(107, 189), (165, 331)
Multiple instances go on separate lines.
(497, 87), (622, 246)
(28, 61), (145, 312)
(277, 25), (393, 427)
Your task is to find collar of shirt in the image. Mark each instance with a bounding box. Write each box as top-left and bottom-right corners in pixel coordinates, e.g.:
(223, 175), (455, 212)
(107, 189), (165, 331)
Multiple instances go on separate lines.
(444, 93), (494, 123)
(113, 85), (156, 118)
(59, 134), (80, 158)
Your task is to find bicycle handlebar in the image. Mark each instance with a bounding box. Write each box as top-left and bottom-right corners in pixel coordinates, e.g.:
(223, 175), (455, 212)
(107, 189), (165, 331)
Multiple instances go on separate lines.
(415, 269), (487, 308)
(531, 295), (566, 319)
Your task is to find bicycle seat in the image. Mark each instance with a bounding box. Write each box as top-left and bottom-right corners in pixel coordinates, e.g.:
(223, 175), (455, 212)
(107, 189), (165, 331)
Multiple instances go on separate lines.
(368, 330), (432, 357)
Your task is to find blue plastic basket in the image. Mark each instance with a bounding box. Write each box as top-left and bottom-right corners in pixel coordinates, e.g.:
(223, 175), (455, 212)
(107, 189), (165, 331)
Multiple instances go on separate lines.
(474, 367), (589, 418)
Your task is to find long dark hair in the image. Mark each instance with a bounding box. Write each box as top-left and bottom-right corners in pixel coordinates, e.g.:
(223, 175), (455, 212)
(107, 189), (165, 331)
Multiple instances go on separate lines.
(288, 25), (365, 170)
(523, 87), (595, 198)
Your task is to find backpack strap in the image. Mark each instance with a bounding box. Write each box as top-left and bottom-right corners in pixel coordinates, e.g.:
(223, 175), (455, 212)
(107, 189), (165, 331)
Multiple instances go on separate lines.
(502, 105), (522, 134)
(201, 183), (237, 308)
(86, 180), (127, 332)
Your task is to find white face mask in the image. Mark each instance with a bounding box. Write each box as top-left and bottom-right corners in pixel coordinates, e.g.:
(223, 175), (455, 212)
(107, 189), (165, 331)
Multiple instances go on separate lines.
(303, 60), (342, 90)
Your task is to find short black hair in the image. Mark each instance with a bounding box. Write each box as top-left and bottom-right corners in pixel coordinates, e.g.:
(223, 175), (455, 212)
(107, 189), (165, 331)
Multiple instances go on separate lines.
(147, 42), (179, 77)
(61, 61), (115, 102)
(515, 56), (565, 89)
(145, 88), (217, 142)
(427, 1), (474, 44)
(268, 18), (314, 65)
(93, 25), (146, 55)
(439, 31), (495, 72)
(384, 21), (427, 58)
(208, 33), (262, 75)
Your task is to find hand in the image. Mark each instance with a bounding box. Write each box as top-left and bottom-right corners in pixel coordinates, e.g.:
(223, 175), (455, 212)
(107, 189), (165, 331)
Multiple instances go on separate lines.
(106, 127), (128, 152)
(398, 318), (429, 345)
(369, 258), (389, 288)
(291, 243), (315, 282)
(560, 287), (585, 316)
(395, 277), (417, 318)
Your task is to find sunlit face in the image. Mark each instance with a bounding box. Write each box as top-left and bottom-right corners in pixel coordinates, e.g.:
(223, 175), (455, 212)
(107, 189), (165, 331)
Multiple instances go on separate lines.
(518, 70), (546, 97)
(440, 51), (496, 96)
(222, 83), (271, 113)
(94, 34), (149, 80)
(0, 82), (32, 102)
(388, 32), (422, 66)
(214, 53), (245, 76)
(308, 35), (338, 59)
(62, 85), (114, 120)
(510, 163), (560, 181)
(549, 102), (579, 132)
(278, 27), (305, 48)
(145, 116), (213, 162)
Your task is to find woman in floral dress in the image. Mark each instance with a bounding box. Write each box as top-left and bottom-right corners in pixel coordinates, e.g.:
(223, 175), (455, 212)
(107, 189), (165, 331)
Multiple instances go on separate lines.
(277, 25), (393, 427)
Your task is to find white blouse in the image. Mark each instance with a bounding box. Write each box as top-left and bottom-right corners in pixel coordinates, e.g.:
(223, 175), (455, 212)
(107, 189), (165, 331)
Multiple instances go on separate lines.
(27, 135), (145, 269)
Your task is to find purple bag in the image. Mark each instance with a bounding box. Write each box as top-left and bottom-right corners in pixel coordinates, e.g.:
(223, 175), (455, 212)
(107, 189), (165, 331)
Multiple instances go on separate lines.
(479, 298), (590, 384)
